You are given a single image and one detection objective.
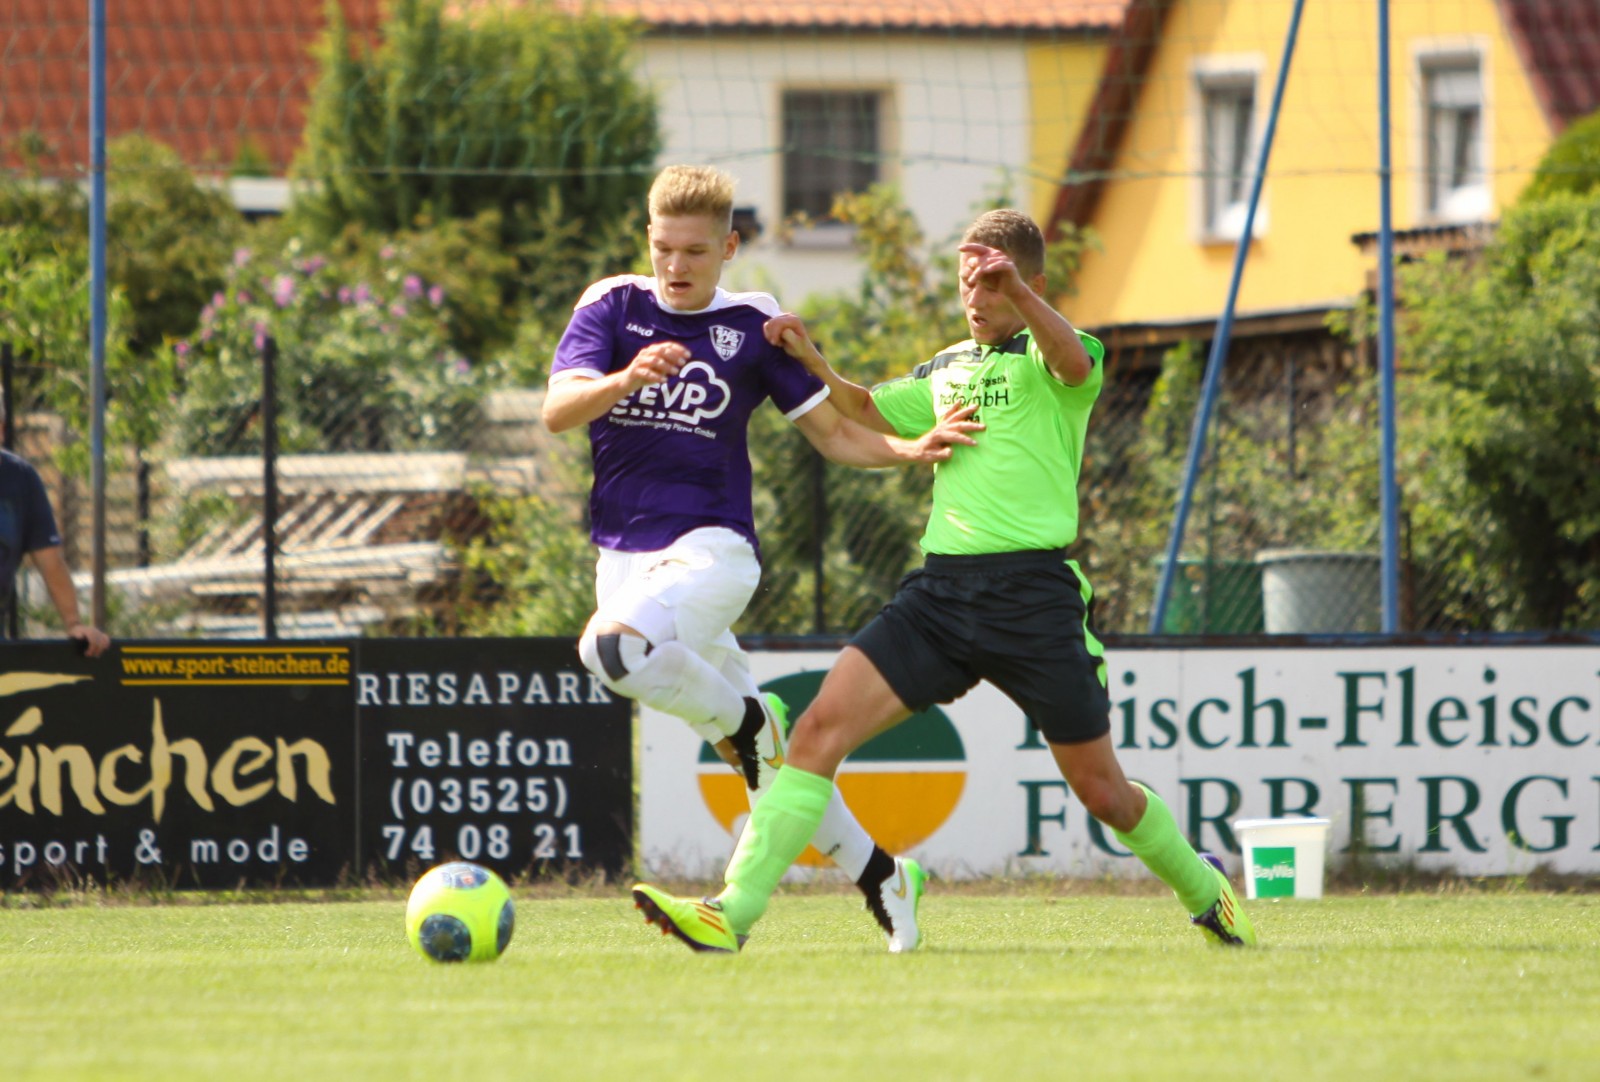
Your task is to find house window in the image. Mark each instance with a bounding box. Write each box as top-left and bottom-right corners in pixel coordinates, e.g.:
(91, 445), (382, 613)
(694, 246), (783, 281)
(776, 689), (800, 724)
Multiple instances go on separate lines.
(1200, 76), (1257, 239)
(1423, 59), (1486, 219)
(781, 90), (882, 222)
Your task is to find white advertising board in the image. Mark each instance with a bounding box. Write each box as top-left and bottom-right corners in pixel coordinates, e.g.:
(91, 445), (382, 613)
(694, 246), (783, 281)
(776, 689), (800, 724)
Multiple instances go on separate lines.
(640, 644), (1600, 878)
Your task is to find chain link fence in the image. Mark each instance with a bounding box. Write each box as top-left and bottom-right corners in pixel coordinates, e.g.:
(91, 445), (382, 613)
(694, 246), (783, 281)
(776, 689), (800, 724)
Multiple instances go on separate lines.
(3, 0), (1592, 640)
(5, 320), (1459, 641)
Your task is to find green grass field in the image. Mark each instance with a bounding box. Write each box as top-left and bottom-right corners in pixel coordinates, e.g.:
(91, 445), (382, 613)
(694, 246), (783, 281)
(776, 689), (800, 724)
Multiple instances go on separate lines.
(3, 887), (1598, 1081)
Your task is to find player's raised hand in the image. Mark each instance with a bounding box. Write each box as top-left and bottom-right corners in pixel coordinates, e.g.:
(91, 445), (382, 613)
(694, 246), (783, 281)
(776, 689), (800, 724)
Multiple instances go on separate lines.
(763, 312), (807, 349)
(958, 243), (1024, 296)
(762, 313), (827, 371)
(910, 402), (984, 463)
(625, 341), (690, 389)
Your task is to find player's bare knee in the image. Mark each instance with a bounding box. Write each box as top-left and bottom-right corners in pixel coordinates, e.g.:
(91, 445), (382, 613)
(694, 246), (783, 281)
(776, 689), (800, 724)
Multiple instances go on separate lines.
(1072, 777), (1140, 832)
(786, 709), (852, 774)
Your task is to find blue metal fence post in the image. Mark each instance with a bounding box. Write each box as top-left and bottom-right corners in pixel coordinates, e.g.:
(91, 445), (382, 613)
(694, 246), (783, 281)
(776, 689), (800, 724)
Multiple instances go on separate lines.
(1150, 0), (1308, 633)
(1377, 0), (1402, 632)
(89, 0), (109, 628)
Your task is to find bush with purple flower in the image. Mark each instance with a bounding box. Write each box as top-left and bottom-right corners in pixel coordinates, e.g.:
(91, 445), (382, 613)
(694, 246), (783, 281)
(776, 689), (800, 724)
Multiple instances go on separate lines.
(175, 241), (498, 454)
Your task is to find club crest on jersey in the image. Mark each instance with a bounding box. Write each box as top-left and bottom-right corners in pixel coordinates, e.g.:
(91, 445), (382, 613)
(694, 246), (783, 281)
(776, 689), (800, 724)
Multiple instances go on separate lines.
(710, 325), (744, 361)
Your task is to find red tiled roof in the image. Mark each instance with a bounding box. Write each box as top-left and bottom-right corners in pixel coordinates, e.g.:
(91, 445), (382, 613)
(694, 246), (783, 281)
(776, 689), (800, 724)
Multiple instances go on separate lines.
(1497, 0), (1600, 130)
(0, 0), (382, 177)
(4, 0), (1125, 181)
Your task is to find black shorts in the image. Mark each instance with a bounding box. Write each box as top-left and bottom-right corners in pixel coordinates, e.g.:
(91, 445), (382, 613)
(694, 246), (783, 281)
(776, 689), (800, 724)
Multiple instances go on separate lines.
(851, 549), (1111, 745)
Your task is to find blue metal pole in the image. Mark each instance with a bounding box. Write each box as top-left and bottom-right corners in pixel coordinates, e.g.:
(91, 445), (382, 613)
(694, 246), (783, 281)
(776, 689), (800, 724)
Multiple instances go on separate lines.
(1376, 0), (1401, 632)
(89, 0), (109, 628)
(1150, 0), (1308, 633)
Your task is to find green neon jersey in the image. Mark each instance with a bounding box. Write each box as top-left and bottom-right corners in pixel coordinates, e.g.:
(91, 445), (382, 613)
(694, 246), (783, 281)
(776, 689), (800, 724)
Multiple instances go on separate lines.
(871, 328), (1104, 556)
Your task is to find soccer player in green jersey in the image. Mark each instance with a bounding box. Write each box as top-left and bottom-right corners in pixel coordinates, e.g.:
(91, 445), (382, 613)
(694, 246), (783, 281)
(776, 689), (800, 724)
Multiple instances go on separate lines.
(631, 208), (1256, 952)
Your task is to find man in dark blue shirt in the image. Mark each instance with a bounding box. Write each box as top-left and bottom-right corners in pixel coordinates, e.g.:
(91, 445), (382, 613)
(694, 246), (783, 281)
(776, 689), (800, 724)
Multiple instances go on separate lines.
(0, 420), (110, 656)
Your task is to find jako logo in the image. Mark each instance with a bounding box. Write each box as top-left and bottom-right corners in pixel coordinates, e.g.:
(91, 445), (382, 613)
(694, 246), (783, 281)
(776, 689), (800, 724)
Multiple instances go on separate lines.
(697, 671), (965, 866)
(625, 322), (655, 337)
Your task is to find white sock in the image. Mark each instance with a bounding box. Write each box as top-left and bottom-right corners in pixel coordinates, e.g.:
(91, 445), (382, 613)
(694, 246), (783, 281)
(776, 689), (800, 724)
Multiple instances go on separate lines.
(811, 785), (875, 880)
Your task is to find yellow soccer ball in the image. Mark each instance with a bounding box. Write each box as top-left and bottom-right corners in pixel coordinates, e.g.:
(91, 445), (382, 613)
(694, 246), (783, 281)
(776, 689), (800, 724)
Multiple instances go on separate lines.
(405, 862), (515, 963)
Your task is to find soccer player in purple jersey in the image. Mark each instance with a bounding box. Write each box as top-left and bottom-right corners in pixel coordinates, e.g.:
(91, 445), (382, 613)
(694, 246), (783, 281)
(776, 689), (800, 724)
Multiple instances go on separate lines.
(542, 165), (978, 952)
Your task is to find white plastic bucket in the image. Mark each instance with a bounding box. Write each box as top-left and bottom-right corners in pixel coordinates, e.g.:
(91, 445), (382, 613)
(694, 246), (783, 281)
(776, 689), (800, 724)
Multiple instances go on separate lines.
(1234, 817), (1332, 899)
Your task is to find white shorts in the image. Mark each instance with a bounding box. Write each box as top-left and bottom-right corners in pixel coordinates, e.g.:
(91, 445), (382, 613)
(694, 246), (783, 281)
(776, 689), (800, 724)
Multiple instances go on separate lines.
(591, 527), (760, 662)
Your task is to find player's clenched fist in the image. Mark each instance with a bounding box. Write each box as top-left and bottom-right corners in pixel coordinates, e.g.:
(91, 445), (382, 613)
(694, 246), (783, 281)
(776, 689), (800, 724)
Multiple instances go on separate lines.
(958, 242), (1024, 295)
(626, 341), (690, 389)
(762, 313), (828, 375)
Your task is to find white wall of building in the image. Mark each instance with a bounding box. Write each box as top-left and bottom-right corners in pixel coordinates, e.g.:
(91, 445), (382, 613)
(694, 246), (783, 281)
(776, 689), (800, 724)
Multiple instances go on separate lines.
(637, 36), (1035, 304)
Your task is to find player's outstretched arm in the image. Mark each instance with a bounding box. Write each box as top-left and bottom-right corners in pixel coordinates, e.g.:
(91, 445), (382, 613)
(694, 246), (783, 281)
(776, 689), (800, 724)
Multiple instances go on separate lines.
(763, 314), (896, 435)
(794, 399), (981, 468)
(542, 342), (690, 432)
(959, 243), (1093, 387)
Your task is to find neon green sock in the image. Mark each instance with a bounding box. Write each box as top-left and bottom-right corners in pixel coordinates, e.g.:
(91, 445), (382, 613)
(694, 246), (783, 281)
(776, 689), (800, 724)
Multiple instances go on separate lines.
(1113, 783), (1219, 915)
(717, 765), (833, 934)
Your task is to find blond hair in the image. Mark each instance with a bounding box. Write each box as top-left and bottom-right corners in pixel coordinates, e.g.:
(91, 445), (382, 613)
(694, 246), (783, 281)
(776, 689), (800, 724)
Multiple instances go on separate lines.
(648, 165), (735, 231)
(962, 209), (1046, 280)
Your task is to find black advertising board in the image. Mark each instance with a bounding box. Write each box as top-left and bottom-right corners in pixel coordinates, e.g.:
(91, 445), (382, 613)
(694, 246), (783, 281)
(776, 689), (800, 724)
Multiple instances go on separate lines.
(0, 641), (357, 889)
(0, 638), (632, 890)
(358, 638), (632, 883)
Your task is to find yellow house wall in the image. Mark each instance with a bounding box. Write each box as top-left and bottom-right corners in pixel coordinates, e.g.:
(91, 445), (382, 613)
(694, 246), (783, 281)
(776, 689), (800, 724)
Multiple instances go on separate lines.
(1069, 0), (1556, 327)
(1026, 39), (1112, 223)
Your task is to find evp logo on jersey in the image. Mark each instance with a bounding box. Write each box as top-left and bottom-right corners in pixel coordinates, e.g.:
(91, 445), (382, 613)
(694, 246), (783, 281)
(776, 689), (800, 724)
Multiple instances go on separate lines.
(709, 325), (744, 361)
(615, 360), (731, 428)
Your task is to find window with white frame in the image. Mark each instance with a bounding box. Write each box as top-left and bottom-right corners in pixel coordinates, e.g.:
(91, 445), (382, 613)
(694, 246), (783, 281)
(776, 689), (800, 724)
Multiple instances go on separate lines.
(1422, 57), (1487, 220)
(1199, 74), (1258, 240)
(781, 90), (882, 222)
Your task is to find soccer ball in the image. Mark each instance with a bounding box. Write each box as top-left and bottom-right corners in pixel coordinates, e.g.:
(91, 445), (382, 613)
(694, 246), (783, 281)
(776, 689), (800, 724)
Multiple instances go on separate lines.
(405, 862), (515, 963)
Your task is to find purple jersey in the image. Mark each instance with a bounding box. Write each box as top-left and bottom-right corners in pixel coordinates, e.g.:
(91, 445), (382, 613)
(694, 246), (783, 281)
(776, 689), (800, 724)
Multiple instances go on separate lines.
(549, 275), (828, 554)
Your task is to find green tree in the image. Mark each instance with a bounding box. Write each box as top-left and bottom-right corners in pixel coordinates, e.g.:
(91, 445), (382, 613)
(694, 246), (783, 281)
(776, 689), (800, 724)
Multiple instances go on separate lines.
(1520, 108), (1600, 204)
(1398, 190), (1600, 629)
(1085, 340), (1383, 634)
(106, 135), (243, 354)
(0, 229), (159, 474)
(291, 0), (657, 325)
(0, 135), (239, 359)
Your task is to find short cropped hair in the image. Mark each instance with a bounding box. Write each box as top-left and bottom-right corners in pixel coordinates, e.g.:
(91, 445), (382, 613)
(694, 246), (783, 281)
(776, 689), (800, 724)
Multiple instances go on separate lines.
(648, 165), (736, 231)
(962, 209), (1046, 280)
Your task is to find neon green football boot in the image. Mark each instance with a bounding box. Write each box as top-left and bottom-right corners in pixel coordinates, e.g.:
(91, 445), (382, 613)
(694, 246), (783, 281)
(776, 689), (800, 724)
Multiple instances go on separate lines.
(632, 884), (741, 953)
(1190, 854), (1257, 946)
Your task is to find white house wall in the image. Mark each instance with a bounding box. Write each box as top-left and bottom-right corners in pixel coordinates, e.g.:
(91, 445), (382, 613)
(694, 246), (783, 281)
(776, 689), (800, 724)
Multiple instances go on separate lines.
(637, 36), (1035, 304)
